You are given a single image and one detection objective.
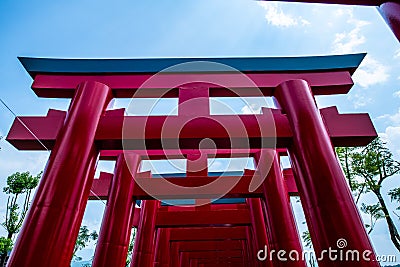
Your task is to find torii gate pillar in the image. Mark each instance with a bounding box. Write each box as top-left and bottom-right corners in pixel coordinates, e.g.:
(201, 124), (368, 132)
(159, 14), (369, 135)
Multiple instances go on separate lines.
(380, 2), (400, 42)
(255, 150), (306, 267)
(7, 81), (112, 267)
(275, 79), (379, 267)
(92, 153), (141, 267)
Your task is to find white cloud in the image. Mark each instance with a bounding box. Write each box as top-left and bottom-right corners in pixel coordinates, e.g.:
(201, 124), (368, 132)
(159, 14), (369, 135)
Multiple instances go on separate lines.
(388, 108), (400, 124)
(375, 114), (391, 121)
(394, 90), (400, 98)
(330, 9), (389, 89)
(348, 92), (372, 109)
(395, 49), (400, 59)
(379, 109), (400, 159)
(332, 10), (369, 54)
(333, 7), (353, 17)
(353, 55), (389, 88)
(333, 30), (366, 54)
(241, 103), (261, 114)
(257, 2), (310, 28)
(380, 126), (400, 160)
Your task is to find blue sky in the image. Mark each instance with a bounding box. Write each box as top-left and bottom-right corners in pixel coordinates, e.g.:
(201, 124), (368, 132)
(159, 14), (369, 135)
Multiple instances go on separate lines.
(0, 0), (400, 265)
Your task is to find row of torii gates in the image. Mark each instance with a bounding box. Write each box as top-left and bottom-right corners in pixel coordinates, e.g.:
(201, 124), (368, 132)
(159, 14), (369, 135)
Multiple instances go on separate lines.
(5, 1), (400, 267)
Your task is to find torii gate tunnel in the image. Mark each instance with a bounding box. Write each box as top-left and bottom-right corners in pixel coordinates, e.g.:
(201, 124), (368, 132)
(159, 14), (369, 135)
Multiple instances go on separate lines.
(5, 52), (381, 267)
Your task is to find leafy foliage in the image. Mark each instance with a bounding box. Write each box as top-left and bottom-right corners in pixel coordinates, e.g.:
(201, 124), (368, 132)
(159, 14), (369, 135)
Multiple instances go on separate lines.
(1, 171), (41, 266)
(351, 138), (400, 192)
(0, 237), (12, 256)
(301, 231), (312, 249)
(2, 171), (41, 238)
(300, 231), (317, 267)
(336, 138), (400, 252)
(336, 147), (367, 203)
(126, 228), (137, 267)
(389, 187), (400, 211)
(73, 226), (98, 261)
(360, 203), (385, 234)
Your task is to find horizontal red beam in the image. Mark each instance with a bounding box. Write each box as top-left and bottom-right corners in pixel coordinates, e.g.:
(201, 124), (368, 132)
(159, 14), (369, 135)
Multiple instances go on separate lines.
(134, 175), (263, 200)
(132, 204), (251, 229)
(159, 203), (248, 212)
(132, 204), (251, 228)
(195, 258), (243, 267)
(180, 250), (243, 260)
(31, 72), (353, 98)
(99, 148), (289, 160)
(6, 106), (377, 150)
(89, 168), (299, 200)
(168, 227), (247, 241)
(99, 149), (261, 160)
(90, 171), (265, 200)
(173, 240), (243, 252)
(156, 209), (251, 227)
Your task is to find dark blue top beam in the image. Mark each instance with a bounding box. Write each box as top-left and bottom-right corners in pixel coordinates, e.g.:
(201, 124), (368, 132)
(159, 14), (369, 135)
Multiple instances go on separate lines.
(18, 53), (366, 78)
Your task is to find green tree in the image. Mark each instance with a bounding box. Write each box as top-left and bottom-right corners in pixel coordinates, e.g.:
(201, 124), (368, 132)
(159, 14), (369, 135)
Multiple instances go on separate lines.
(73, 226), (98, 261)
(360, 203), (385, 234)
(337, 138), (400, 252)
(0, 171), (41, 266)
(301, 231), (316, 267)
(0, 237), (12, 267)
(126, 228), (137, 267)
(389, 187), (400, 219)
(336, 147), (367, 204)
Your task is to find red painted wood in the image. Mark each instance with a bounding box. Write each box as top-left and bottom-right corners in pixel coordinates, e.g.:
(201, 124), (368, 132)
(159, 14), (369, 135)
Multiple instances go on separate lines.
(7, 107), (376, 150)
(89, 172), (262, 200)
(131, 200), (158, 267)
(92, 153), (140, 267)
(154, 228), (171, 267)
(7, 81), (112, 267)
(248, 198), (272, 267)
(186, 153), (208, 177)
(380, 2), (400, 42)
(174, 240), (243, 252)
(100, 148), (261, 160)
(31, 72), (354, 98)
(168, 227), (247, 241)
(283, 168), (299, 196)
(156, 209), (251, 227)
(246, 226), (258, 267)
(275, 79), (378, 266)
(256, 150), (306, 267)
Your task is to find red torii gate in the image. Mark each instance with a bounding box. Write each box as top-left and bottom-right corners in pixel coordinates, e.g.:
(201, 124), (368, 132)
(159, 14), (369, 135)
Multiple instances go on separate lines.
(6, 54), (378, 267)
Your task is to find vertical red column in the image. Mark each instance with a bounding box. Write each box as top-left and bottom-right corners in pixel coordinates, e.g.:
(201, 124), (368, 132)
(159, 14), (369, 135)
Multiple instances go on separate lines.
(154, 228), (171, 267)
(379, 2), (400, 42)
(255, 150), (306, 267)
(7, 81), (112, 267)
(130, 200), (159, 267)
(247, 198), (269, 267)
(92, 153), (141, 267)
(153, 229), (162, 267)
(275, 79), (378, 266)
(170, 242), (180, 267)
(179, 249), (188, 267)
(245, 227), (257, 267)
(190, 259), (198, 267)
